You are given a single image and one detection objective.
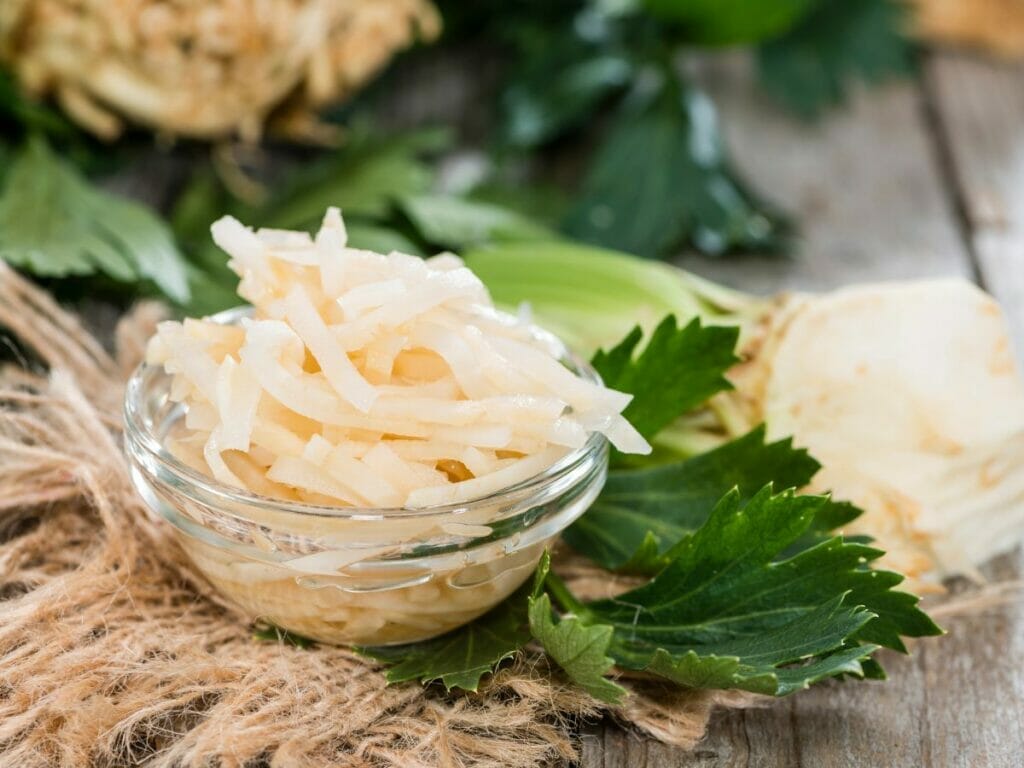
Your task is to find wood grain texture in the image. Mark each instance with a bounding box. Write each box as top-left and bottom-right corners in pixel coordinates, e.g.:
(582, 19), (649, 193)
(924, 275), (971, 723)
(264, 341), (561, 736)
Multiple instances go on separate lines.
(898, 52), (1024, 767)
(921, 551), (1024, 768)
(678, 53), (971, 295)
(582, 51), (1024, 768)
(923, 52), (1024, 354)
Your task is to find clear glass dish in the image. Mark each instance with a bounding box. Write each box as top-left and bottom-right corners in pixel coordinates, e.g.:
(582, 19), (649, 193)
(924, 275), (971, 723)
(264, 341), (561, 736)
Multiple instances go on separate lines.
(123, 309), (609, 646)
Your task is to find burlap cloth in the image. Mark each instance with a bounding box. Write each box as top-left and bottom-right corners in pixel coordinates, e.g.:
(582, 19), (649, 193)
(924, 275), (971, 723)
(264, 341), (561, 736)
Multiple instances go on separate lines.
(0, 264), (760, 768)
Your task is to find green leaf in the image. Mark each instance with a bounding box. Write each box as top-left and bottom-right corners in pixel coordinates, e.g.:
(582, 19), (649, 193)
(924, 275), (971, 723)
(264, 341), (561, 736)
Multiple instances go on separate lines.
(464, 240), (759, 358)
(593, 486), (939, 653)
(183, 264), (241, 316)
(0, 71), (79, 142)
(357, 580), (534, 692)
(0, 71), (108, 171)
(563, 68), (789, 258)
(760, 535), (941, 652)
(643, 0), (814, 44)
(613, 530), (665, 574)
(259, 129), (448, 231)
(564, 425), (856, 572)
(528, 592), (627, 704)
(641, 610), (878, 695)
(564, 485), (939, 695)
(532, 549), (553, 598)
(591, 315), (739, 441)
(346, 223), (426, 256)
(0, 138), (190, 303)
(466, 182), (571, 230)
(169, 169), (242, 253)
(168, 170), (243, 314)
(490, 2), (638, 149)
(757, 0), (914, 120)
(398, 194), (554, 250)
(783, 499), (866, 558)
(94, 192), (192, 303)
(168, 130), (450, 314)
(356, 553), (554, 693)
(859, 656), (887, 680)
(501, 44), (635, 148)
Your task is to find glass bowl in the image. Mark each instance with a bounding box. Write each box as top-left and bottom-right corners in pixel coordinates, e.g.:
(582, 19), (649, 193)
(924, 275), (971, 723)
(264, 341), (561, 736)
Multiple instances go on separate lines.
(123, 309), (609, 646)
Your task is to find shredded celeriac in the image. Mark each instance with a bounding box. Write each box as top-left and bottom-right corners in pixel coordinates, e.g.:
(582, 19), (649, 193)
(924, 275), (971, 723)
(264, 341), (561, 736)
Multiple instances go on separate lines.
(147, 208), (649, 510)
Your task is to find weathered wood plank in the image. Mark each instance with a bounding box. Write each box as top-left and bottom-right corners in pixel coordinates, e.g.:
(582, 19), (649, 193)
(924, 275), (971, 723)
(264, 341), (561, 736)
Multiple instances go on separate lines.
(789, 650), (930, 768)
(678, 53), (971, 295)
(921, 552), (1024, 768)
(917, 55), (1024, 766)
(923, 52), (1024, 351)
(581, 705), (799, 768)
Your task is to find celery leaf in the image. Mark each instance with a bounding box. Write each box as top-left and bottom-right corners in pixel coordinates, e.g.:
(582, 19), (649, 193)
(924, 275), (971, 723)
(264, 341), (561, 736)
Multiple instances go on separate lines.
(540, 485), (941, 696)
(356, 578), (534, 692)
(564, 426), (857, 572)
(398, 194), (553, 250)
(757, 0), (914, 120)
(0, 138), (190, 303)
(528, 593), (626, 704)
(591, 315), (739, 442)
(643, 0), (814, 44)
(563, 74), (790, 257)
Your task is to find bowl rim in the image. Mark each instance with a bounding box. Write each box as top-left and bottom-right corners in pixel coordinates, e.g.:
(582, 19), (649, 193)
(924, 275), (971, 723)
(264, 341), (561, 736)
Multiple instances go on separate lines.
(123, 307), (609, 521)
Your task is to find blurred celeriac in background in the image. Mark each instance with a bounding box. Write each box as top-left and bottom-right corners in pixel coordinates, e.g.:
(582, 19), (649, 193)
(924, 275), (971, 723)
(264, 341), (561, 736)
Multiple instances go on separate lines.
(0, 0), (439, 141)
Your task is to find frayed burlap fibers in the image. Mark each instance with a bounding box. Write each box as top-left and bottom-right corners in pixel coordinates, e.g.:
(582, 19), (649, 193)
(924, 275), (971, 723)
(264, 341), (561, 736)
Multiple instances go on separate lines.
(0, 263), (756, 768)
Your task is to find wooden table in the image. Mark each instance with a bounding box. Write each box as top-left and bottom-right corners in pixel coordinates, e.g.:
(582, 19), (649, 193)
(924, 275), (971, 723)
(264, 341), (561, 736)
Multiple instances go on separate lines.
(580, 51), (1024, 768)
(106, 49), (1024, 768)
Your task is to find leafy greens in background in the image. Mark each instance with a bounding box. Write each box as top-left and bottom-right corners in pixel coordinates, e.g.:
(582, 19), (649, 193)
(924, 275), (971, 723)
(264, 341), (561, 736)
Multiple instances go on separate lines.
(0, 138), (191, 303)
(0, 0), (917, 305)
(0, 72), (76, 145)
(464, 239), (761, 356)
(488, 3), (791, 258)
(757, 0), (915, 119)
(397, 194), (553, 249)
(641, 0), (815, 45)
(440, 0), (912, 257)
(497, 22), (634, 150)
(171, 128), (564, 314)
(562, 74), (790, 257)
(0, 70), (113, 173)
(168, 129), (444, 313)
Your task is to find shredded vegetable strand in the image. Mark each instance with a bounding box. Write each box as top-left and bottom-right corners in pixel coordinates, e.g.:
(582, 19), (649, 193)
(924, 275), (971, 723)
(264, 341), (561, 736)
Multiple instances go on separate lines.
(147, 207), (650, 510)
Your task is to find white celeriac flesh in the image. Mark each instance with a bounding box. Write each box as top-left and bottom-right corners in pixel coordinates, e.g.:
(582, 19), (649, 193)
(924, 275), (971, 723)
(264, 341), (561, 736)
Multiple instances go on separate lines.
(148, 207), (649, 511)
(753, 279), (1024, 584)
